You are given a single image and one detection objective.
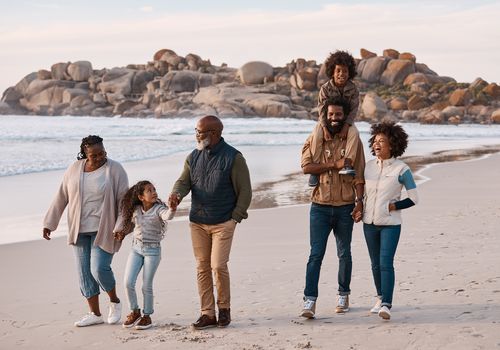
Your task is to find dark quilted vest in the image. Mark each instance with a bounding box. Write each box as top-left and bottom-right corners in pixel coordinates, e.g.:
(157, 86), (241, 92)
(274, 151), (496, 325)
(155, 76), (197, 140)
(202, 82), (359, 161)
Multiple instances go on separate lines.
(189, 138), (239, 224)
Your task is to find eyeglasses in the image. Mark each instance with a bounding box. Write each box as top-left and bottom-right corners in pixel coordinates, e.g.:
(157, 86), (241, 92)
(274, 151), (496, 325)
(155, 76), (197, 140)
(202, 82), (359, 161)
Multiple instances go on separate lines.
(195, 128), (214, 136)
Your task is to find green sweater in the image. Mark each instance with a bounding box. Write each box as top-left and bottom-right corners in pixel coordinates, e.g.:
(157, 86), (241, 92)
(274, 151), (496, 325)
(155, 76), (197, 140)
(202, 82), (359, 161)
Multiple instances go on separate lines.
(171, 152), (252, 223)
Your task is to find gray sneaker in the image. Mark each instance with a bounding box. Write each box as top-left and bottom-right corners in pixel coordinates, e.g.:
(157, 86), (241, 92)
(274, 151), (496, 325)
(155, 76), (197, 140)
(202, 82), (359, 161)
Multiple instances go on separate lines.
(300, 298), (316, 319)
(335, 295), (349, 313)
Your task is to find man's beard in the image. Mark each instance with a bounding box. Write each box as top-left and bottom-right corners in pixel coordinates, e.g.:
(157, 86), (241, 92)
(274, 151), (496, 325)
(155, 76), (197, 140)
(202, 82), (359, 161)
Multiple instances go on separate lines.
(326, 120), (344, 136)
(196, 136), (211, 150)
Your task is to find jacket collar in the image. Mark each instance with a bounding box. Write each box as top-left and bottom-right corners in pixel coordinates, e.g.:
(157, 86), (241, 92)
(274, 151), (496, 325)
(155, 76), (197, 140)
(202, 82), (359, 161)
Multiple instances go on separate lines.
(376, 157), (396, 167)
(205, 137), (226, 155)
(328, 79), (356, 92)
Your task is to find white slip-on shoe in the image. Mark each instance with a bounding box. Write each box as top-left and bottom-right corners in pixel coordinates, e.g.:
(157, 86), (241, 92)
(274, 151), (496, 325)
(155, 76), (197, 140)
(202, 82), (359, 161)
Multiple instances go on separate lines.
(107, 301), (122, 324)
(74, 312), (104, 327)
(378, 305), (391, 320)
(370, 297), (382, 314)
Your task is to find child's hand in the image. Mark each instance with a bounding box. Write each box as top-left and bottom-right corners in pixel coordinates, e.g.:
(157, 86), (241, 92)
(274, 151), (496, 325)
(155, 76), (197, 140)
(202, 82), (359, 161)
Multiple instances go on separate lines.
(168, 193), (181, 210)
(114, 231), (126, 242)
(339, 123), (350, 140)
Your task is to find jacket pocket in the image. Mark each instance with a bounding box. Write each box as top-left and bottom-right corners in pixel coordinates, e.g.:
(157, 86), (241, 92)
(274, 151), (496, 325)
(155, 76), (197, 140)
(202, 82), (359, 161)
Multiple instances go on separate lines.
(340, 176), (355, 202)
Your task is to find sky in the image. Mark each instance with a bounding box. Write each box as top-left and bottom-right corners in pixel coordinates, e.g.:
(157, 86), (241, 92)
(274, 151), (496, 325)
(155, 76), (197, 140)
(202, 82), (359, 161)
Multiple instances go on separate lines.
(1, 0), (499, 93)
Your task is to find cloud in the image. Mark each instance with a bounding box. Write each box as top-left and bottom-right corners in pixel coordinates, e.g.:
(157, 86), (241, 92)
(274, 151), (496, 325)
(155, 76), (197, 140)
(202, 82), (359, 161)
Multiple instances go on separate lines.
(140, 6), (153, 13)
(0, 2), (499, 91)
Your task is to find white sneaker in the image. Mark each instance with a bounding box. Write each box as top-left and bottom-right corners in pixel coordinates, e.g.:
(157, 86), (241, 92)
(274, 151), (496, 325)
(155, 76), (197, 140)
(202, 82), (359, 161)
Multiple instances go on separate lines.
(335, 295), (349, 313)
(370, 297), (382, 313)
(107, 301), (122, 324)
(300, 298), (316, 319)
(74, 312), (104, 327)
(378, 305), (391, 320)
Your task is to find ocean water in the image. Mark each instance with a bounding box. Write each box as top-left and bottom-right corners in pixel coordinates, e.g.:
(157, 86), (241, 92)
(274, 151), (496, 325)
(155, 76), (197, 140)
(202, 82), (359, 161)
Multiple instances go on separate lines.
(1, 115), (500, 177)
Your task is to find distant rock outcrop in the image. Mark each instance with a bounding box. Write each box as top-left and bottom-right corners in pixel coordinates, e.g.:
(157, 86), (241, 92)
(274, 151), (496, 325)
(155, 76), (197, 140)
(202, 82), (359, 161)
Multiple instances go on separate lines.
(1, 48), (499, 124)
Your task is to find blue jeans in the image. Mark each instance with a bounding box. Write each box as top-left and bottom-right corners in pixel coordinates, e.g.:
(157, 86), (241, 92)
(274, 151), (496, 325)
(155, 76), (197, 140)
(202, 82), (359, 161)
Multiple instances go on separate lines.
(363, 223), (401, 308)
(124, 240), (162, 315)
(73, 233), (116, 299)
(304, 203), (355, 299)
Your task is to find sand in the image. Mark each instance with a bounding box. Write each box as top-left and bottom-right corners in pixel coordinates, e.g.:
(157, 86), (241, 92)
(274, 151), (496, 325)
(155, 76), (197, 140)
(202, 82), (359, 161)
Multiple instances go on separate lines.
(1, 153), (500, 349)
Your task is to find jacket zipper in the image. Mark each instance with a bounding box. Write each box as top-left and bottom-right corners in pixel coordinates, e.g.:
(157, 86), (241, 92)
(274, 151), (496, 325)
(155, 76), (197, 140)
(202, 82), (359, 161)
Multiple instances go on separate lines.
(371, 160), (383, 224)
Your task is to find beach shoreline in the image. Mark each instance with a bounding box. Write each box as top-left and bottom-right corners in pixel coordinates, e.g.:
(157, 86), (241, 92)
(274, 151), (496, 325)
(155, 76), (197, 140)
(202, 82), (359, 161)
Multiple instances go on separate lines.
(1, 151), (500, 349)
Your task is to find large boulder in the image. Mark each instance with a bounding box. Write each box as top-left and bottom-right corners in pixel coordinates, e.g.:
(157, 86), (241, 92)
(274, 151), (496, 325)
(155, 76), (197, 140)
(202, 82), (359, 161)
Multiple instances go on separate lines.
(37, 69), (52, 80)
(403, 72), (445, 86)
(317, 63), (329, 88)
(407, 94), (431, 110)
(470, 77), (488, 91)
(51, 62), (70, 80)
(449, 88), (472, 106)
(237, 61), (274, 85)
(25, 79), (75, 99)
(383, 49), (400, 59)
(360, 48), (377, 59)
(295, 67), (318, 91)
(245, 97), (291, 117)
(360, 57), (389, 83)
(113, 100), (138, 115)
(67, 61), (93, 82)
(399, 52), (416, 62)
(99, 68), (135, 95)
(441, 106), (465, 118)
(0, 101), (15, 114)
(131, 70), (155, 94)
(361, 92), (388, 120)
(380, 59), (415, 86)
(415, 63), (437, 75)
(491, 109), (500, 123)
(418, 109), (444, 124)
(14, 72), (38, 95)
(160, 71), (199, 93)
(482, 83), (500, 99)
(22, 86), (66, 113)
(153, 49), (176, 61)
(1, 87), (22, 105)
(62, 88), (88, 104)
(387, 97), (408, 110)
(158, 50), (183, 67)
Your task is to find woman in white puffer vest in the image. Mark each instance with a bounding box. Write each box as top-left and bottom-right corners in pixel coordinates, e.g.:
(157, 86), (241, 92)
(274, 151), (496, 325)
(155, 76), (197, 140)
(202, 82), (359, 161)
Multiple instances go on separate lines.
(358, 122), (418, 321)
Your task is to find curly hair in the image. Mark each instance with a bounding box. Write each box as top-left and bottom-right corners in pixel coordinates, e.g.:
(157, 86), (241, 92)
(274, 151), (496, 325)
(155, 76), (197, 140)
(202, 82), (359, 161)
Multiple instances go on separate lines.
(368, 122), (409, 158)
(77, 135), (104, 160)
(325, 97), (351, 118)
(324, 50), (357, 80)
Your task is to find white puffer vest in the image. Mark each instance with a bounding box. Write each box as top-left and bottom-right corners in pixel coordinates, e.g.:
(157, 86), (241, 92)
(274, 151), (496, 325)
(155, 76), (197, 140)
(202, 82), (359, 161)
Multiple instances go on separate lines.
(363, 157), (410, 226)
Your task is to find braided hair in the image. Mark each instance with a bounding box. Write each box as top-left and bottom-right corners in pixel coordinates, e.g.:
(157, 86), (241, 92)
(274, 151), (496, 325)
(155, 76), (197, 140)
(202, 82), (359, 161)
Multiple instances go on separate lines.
(77, 135), (104, 160)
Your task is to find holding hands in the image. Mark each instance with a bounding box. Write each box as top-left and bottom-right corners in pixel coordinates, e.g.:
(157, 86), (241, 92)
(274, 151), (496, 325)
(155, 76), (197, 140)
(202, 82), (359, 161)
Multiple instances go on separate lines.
(168, 192), (181, 211)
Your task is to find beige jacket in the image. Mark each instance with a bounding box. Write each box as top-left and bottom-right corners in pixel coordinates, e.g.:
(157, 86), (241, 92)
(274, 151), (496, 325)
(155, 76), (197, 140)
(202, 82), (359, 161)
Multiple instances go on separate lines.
(301, 123), (365, 206)
(43, 158), (129, 254)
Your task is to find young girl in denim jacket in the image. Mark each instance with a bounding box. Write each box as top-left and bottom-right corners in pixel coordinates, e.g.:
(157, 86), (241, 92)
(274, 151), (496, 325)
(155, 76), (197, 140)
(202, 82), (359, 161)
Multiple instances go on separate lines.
(114, 180), (175, 329)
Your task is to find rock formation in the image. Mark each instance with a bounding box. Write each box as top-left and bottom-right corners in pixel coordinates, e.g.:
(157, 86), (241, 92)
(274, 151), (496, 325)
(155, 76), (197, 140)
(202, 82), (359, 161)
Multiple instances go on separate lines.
(1, 48), (499, 124)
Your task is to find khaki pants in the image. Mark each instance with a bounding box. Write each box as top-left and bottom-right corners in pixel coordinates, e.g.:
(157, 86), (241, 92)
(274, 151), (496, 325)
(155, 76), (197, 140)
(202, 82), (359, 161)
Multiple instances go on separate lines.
(190, 219), (236, 316)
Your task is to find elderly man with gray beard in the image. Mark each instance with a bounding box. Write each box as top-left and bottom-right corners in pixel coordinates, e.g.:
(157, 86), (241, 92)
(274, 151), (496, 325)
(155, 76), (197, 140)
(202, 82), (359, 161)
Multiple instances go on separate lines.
(168, 115), (252, 330)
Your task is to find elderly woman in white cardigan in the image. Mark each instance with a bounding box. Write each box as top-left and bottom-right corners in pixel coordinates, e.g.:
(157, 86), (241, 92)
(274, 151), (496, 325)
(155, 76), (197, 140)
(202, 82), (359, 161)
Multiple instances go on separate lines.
(43, 135), (129, 327)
